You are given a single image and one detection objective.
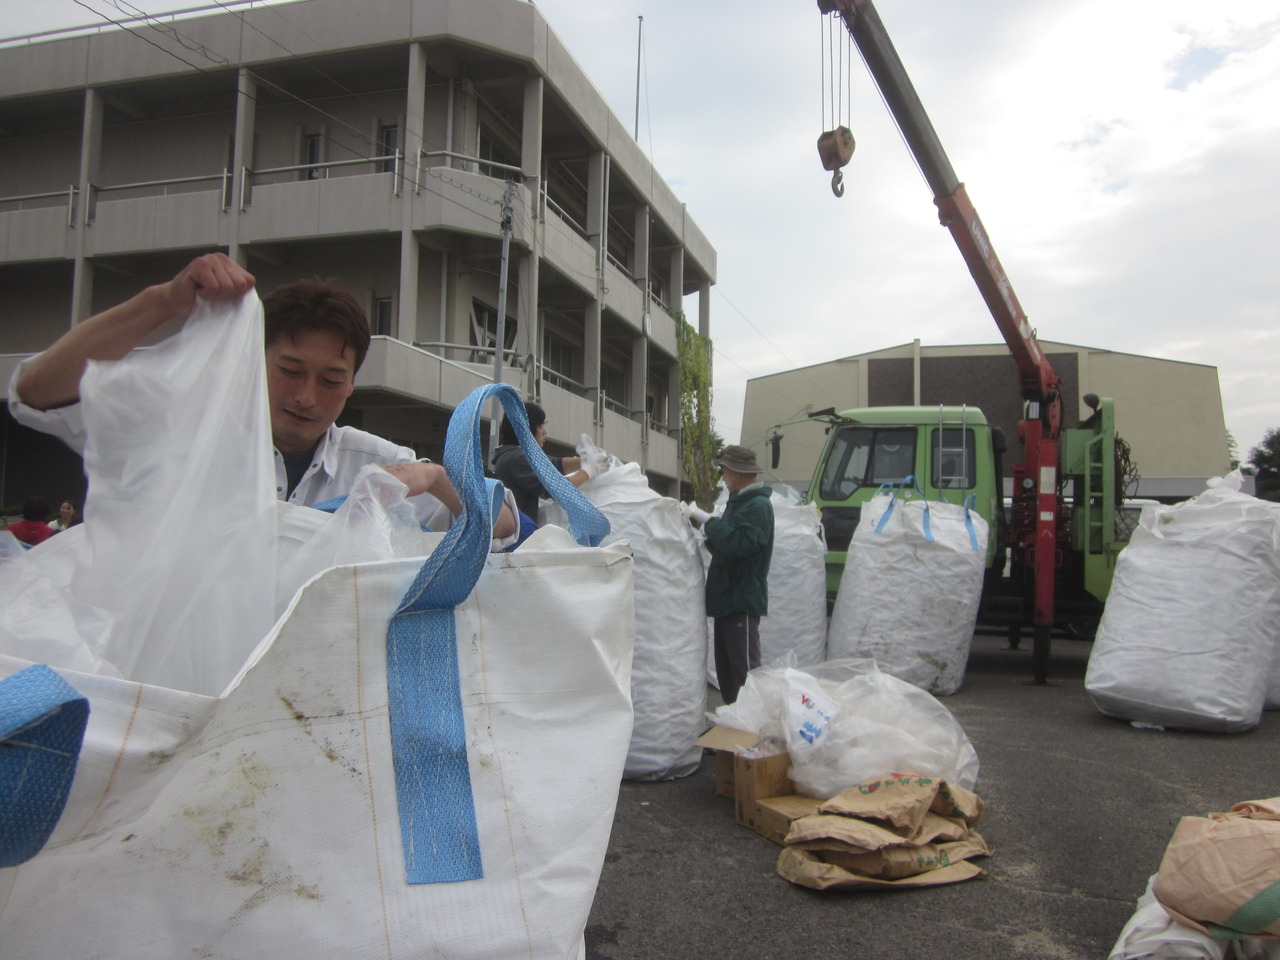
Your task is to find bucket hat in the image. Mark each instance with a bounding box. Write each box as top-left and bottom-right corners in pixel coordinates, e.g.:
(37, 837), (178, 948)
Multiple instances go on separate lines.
(714, 445), (763, 475)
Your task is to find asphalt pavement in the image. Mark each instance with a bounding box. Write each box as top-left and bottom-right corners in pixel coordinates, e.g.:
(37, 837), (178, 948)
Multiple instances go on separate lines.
(585, 632), (1280, 960)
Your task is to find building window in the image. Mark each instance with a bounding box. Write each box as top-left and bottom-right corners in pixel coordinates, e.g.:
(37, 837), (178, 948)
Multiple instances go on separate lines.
(371, 296), (394, 337)
(303, 132), (323, 180)
(378, 123), (399, 174)
(601, 366), (628, 410)
(542, 333), (577, 384)
(931, 427), (977, 490)
(470, 299), (516, 363)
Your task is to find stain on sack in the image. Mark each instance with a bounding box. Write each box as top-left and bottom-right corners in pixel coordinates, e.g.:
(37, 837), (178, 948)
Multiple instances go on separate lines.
(277, 692), (363, 777)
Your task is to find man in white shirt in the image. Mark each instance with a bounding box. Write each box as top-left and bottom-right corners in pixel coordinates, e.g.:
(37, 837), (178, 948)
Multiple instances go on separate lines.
(9, 253), (515, 542)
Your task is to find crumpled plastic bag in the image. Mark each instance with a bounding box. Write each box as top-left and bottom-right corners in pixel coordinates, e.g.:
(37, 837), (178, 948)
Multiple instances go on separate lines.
(713, 655), (979, 798)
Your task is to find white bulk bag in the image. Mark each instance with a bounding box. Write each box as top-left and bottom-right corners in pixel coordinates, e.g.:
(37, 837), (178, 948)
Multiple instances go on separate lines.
(827, 488), (988, 696)
(544, 460), (707, 780)
(761, 486), (829, 667)
(0, 383), (636, 959)
(1085, 473), (1280, 732)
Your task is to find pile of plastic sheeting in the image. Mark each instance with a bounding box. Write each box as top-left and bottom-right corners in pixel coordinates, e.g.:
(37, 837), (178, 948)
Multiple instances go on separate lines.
(1085, 472), (1280, 732)
(713, 656), (979, 799)
(544, 458), (707, 780)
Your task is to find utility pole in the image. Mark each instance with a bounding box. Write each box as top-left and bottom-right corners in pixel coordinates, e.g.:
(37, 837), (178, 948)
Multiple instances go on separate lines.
(634, 16), (643, 141)
(489, 179), (517, 460)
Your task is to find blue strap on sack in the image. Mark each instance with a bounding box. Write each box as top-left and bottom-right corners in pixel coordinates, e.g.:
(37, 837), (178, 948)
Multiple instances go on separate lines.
(961, 493), (980, 551)
(872, 475), (933, 542)
(0, 664), (89, 868)
(385, 383), (609, 884)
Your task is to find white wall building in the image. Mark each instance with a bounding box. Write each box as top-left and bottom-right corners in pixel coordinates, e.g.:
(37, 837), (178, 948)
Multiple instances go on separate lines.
(0, 0), (716, 503)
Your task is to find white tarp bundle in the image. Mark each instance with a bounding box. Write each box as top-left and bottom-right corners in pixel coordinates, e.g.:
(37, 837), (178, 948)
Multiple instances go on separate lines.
(826, 489), (989, 696)
(544, 460), (707, 779)
(713, 656), (980, 799)
(1085, 472), (1280, 732)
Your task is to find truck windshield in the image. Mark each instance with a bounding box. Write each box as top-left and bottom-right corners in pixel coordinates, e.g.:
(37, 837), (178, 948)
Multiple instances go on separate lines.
(818, 427), (917, 501)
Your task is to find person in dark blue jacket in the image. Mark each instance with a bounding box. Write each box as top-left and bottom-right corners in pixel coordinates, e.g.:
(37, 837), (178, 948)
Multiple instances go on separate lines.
(685, 445), (774, 704)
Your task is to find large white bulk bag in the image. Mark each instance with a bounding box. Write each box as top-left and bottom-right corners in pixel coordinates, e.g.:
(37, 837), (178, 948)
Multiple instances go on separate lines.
(0, 383), (636, 958)
(544, 462), (706, 779)
(1085, 473), (1280, 732)
(826, 488), (988, 696)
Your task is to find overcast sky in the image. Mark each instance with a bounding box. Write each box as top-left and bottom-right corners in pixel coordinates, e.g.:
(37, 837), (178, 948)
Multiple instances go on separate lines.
(8, 0), (1279, 462)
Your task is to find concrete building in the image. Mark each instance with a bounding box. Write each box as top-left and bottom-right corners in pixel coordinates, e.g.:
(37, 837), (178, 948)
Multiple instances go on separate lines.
(0, 0), (716, 506)
(742, 339), (1232, 500)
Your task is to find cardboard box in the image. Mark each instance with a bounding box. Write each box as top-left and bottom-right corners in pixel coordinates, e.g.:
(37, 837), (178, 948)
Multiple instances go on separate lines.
(696, 725), (818, 845)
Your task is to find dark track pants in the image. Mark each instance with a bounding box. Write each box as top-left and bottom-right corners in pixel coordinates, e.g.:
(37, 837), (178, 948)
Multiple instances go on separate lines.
(713, 613), (761, 705)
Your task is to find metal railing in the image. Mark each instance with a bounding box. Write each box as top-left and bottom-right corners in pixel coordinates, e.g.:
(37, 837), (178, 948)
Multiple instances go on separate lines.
(85, 170), (232, 222)
(242, 155), (400, 208)
(0, 186), (79, 226)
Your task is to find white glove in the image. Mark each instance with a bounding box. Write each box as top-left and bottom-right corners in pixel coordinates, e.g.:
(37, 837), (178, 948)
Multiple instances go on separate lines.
(680, 502), (712, 524)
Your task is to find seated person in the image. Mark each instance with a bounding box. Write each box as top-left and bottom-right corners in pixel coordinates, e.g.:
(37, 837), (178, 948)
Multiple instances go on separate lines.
(9, 253), (515, 544)
(48, 499), (79, 532)
(490, 400), (607, 524)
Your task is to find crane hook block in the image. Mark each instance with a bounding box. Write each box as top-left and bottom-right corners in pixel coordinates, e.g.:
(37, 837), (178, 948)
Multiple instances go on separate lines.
(817, 126), (855, 198)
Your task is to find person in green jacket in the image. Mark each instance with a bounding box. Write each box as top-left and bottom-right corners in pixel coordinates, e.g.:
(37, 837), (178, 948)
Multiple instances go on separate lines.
(684, 445), (774, 704)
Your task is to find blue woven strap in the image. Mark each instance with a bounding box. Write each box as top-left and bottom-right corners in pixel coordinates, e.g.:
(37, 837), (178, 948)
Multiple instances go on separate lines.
(0, 664), (89, 867)
(872, 476), (932, 541)
(961, 494), (980, 551)
(385, 383), (609, 885)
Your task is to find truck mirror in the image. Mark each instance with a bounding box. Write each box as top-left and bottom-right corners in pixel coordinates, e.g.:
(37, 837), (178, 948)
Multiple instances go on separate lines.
(768, 433), (783, 470)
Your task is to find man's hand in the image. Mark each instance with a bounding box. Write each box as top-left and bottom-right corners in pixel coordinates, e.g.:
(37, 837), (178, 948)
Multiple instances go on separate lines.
(379, 462), (516, 539)
(157, 253), (256, 321)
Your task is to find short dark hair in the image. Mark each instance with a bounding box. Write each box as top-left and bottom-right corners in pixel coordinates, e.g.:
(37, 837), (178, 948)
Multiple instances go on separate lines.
(262, 278), (371, 372)
(500, 401), (545, 446)
(22, 497), (49, 522)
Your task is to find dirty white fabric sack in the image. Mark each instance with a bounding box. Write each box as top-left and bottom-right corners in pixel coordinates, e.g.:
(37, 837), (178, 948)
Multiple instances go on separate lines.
(544, 459), (707, 780)
(0, 383), (635, 959)
(827, 488), (988, 695)
(0, 293), (276, 696)
(1085, 472), (1280, 732)
(713, 656), (979, 798)
(761, 486), (829, 667)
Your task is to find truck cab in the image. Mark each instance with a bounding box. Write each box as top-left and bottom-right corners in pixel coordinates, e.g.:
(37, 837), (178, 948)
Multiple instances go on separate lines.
(806, 405), (1003, 595)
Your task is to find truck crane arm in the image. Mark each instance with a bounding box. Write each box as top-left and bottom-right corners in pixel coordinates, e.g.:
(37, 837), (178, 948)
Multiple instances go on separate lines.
(817, 0), (1060, 428)
(818, 0), (1066, 681)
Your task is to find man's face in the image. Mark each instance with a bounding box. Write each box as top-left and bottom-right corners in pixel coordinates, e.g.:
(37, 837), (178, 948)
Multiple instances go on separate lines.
(720, 466), (754, 493)
(534, 422), (548, 447)
(265, 329), (356, 454)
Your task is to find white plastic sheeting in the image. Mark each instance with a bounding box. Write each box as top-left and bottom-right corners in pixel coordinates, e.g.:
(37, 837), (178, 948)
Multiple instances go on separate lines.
(1085, 473), (1280, 732)
(0, 294), (277, 696)
(826, 491), (988, 696)
(544, 461), (707, 779)
(713, 656), (980, 798)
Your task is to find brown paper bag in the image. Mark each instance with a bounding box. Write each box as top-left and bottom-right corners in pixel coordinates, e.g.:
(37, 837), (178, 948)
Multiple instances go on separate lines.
(793, 834), (993, 881)
(777, 846), (984, 891)
(1153, 798), (1280, 939)
(818, 774), (984, 834)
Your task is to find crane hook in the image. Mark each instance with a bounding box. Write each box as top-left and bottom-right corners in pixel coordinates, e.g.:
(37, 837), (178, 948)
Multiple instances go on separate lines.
(817, 125), (855, 199)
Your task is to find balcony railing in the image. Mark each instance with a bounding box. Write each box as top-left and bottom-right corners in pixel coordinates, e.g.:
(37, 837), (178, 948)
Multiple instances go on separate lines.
(0, 186), (79, 226)
(83, 170), (231, 223)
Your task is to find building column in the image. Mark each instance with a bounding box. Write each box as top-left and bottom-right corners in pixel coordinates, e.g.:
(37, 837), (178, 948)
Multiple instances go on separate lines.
(70, 87), (103, 324)
(397, 42), (428, 342)
(633, 203), (650, 291)
(697, 279), (711, 340)
(521, 76), (544, 397)
(229, 68), (256, 265)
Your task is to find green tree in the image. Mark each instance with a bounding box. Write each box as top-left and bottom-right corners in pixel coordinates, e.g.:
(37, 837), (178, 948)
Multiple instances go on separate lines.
(1248, 428), (1280, 502)
(1227, 429), (1240, 471)
(676, 315), (718, 509)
